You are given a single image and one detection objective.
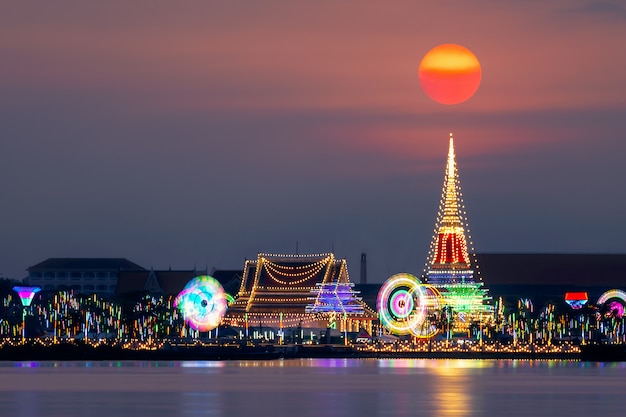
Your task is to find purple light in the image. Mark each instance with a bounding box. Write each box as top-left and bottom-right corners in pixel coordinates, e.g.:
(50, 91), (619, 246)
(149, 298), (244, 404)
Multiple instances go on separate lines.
(306, 283), (365, 314)
(12, 286), (41, 307)
(565, 299), (588, 310)
(607, 301), (625, 318)
(389, 290), (413, 319)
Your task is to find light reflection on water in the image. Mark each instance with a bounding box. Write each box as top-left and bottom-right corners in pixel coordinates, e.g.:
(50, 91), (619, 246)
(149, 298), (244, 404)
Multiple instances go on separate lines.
(1, 359), (626, 417)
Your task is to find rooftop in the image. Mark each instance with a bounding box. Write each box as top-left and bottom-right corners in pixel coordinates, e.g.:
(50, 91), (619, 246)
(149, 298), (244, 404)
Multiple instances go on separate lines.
(28, 258), (146, 271)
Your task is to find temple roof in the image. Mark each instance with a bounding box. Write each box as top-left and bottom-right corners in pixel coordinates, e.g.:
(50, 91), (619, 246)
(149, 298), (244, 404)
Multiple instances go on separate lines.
(226, 253), (376, 318)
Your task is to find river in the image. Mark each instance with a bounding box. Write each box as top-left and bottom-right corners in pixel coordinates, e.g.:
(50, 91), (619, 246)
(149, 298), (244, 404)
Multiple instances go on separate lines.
(0, 359), (624, 416)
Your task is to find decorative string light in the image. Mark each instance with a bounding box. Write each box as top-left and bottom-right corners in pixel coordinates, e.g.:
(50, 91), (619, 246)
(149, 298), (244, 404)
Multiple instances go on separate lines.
(225, 253), (376, 331)
(418, 134), (492, 333)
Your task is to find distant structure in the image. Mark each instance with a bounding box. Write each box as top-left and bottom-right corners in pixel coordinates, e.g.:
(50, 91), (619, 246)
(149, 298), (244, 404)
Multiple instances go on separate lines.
(115, 267), (207, 297)
(26, 258), (145, 296)
(209, 269), (243, 300)
(422, 134), (492, 328)
(224, 253), (376, 335)
(360, 253), (367, 284)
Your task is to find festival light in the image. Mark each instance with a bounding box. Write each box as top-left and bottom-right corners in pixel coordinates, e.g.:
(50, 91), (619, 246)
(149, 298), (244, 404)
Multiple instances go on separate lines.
(565, 292), (588, 310)
(377, 273), (441, 337)
(13, 286), (41, 307)
(12, 286), (41, 342)
(597, 289), (626, 306)
(306, 282), (365, 314)
(421, 134), (492, 332)
(597, 290), (626, 318)
(174, 276), (228, 332)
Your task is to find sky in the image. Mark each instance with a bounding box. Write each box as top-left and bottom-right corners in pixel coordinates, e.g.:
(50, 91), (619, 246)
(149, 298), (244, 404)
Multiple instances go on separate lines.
(1, 1), (626, 282)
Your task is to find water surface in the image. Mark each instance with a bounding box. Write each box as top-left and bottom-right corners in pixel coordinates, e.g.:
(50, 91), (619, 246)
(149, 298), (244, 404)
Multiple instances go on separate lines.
(0, 359), (624, 416)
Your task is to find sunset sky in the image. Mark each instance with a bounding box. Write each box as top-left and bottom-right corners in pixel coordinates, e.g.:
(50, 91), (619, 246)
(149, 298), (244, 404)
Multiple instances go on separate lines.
(1, 1), (625, 282)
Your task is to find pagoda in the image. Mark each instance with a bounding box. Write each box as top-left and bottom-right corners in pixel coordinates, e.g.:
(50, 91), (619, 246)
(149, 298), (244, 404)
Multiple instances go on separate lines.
(423, 134), (492, 329)
(223, 253), (376, 334)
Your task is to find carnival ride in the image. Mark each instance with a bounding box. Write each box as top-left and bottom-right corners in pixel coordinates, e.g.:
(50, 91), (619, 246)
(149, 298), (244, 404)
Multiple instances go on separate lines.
(376, 273), (441, 338)
(174, 276), (228, 332)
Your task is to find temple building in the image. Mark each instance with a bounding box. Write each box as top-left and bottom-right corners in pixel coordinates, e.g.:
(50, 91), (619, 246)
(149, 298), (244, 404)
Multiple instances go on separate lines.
(224, 253), (376, 335)
(422, 134), (492, 329)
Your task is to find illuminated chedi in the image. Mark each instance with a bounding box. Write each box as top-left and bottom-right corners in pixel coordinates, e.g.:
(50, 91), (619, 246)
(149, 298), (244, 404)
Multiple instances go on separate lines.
(423, 134), (492, 330)
(224, 253), (376, 334)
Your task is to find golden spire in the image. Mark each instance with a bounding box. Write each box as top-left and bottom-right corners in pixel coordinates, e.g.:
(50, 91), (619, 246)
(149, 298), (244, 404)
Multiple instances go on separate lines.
(431, 133), (470, 267)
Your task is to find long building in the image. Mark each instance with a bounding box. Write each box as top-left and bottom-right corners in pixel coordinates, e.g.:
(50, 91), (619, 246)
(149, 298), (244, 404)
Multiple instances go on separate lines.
(26, 258), (145, 296)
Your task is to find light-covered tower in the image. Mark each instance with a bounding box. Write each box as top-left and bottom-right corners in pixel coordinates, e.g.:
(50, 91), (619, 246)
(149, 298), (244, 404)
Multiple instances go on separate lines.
(423, 133), (491, 326)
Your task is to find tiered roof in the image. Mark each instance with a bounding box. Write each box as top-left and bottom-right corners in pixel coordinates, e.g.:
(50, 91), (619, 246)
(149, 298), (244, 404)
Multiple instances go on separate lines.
(225, 253), (376, 325)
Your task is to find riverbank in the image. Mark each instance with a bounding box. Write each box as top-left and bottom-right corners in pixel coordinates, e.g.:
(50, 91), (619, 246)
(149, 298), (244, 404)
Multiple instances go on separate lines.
(0, 341), (587, 361)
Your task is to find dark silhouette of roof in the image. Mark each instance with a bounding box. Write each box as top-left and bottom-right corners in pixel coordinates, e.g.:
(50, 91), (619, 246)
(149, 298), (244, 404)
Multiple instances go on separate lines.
(28, 258), (145, 271)
(115, 270), (151, 295)
(355, 254), (626, 310)
(115, 269), (207, 296)
(475, 253), (626, 286)
(209, 269), (243, 296)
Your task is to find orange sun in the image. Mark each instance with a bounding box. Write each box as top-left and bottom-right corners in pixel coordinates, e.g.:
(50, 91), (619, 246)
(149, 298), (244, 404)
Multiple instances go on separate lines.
(418, 44), (482, 105)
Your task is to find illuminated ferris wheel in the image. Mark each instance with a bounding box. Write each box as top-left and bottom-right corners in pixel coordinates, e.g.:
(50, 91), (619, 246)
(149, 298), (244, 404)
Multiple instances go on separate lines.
(376, 273), (442, 338)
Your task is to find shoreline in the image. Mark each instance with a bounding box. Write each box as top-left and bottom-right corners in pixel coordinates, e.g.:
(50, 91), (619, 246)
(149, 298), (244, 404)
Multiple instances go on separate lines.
(0, 341), (589, 362)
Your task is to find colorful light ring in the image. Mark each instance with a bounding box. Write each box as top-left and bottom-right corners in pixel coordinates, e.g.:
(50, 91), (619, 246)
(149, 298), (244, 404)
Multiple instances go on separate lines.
(174, 276), (228, 331)
(389, 289), (414, 319)
(411, 285), (442, 339)
(597, 289), (626, 306)
(596, 290), (626, 318)
(377, 273), (441, 337)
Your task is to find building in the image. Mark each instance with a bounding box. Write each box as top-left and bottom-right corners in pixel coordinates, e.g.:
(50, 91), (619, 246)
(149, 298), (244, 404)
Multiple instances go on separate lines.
(26, 258), (145, 296)
(224, 253), (377, 335)
(422, 134), (492, 327)
(115, 268), (208, 297)
(475, 253), (626, 305)
(208, 269), (243, 299)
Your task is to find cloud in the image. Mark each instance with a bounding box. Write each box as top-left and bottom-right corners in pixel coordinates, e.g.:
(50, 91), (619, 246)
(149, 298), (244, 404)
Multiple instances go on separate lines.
(558, 1), (626, 19)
